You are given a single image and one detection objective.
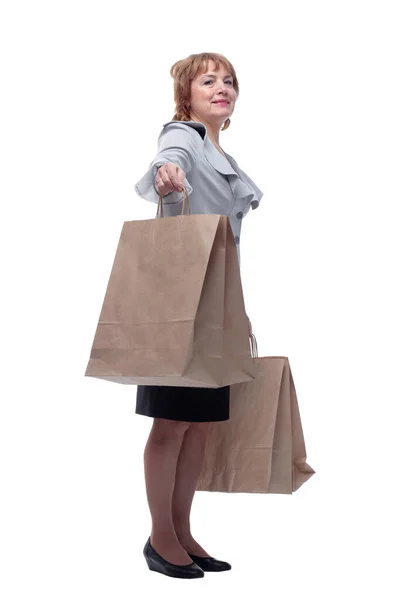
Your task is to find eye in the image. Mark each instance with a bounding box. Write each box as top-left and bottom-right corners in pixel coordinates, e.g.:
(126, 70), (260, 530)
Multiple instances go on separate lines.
(204, 79), (233, 85)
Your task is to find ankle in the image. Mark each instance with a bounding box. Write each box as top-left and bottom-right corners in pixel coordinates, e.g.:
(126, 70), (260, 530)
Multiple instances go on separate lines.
(151, 525), (178, 542)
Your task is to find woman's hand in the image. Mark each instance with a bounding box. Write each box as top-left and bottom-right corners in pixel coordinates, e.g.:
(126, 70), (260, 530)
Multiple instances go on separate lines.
(155, 162), (186, 196)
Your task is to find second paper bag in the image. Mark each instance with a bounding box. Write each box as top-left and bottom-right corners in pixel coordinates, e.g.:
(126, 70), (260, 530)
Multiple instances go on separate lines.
(85, 212), (255, 387)
(196, 355), (315, 494)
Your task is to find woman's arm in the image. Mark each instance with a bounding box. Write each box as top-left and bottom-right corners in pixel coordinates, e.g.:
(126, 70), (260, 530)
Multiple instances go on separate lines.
(135, 123), (200, 205)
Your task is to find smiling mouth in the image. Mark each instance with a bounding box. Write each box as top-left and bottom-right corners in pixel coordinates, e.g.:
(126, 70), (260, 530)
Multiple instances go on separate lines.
(213, 101), (229, 104)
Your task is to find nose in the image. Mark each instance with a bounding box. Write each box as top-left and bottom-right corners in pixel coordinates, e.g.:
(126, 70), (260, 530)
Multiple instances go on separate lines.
(216, 80), (229, 94)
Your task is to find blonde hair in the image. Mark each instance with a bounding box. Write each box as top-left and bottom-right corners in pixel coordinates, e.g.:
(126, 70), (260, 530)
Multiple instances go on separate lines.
(169, 52), (239, 131)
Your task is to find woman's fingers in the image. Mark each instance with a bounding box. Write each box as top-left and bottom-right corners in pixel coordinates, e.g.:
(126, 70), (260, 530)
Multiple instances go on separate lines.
(155, 162), (186, 195)
(164, 163), (184, 191)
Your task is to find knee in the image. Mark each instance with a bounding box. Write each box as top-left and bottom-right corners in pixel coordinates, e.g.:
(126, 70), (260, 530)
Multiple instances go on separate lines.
(187, 422), (210, 435)
(151, 418), (191, 442)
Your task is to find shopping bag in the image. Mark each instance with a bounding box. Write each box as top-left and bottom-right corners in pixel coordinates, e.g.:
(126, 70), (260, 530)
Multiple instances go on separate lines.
(85, 189), (255, 388)
(196, 326), (315, 493)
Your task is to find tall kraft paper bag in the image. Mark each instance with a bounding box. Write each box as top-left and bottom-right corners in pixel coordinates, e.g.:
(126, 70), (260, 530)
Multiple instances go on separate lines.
(196, 331), (315, 494)
(85, 192), (255, 388)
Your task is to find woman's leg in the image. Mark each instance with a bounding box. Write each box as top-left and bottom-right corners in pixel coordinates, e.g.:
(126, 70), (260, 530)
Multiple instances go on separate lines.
(143, 417), (194, 565)
(172, 422), (211, 557)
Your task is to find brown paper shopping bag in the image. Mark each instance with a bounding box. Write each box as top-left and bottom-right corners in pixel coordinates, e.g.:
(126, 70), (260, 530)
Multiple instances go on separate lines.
(196, 328), (315, 494)
(85, 190), (255, 388)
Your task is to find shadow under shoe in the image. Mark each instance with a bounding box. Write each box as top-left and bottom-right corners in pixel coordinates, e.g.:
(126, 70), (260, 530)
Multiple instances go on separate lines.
(143, 537), (204, 579)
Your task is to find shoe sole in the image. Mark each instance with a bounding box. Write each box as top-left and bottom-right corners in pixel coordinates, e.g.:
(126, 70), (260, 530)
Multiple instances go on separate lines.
(144, 555), (204, 578)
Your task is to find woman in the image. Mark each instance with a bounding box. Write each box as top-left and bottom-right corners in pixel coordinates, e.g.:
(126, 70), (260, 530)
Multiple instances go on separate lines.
(135, 52), (263, 579)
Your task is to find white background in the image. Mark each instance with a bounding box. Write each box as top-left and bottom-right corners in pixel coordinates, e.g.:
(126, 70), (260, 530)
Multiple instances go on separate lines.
(1, 0), (399, 598)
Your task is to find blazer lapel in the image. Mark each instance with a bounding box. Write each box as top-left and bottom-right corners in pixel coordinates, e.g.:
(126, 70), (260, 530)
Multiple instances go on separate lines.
(162, 120), (263, 207)
(202, 132), (259, 204)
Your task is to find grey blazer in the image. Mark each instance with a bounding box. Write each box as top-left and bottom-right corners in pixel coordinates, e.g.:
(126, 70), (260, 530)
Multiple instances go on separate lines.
(134, 120), (264, 265)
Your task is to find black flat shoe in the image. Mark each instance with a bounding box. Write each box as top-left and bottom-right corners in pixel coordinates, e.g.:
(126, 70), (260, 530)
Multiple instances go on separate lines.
(187, 552), (232, 572)
(143, 537), (204, 579)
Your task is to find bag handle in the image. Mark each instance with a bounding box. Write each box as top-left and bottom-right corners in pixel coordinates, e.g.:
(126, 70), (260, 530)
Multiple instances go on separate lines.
(248, 318), (259, 358)
(156, 186), (191, 218)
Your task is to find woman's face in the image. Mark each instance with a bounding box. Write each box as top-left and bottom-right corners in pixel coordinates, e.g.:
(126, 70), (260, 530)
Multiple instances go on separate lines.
(189, 61), (237, 127)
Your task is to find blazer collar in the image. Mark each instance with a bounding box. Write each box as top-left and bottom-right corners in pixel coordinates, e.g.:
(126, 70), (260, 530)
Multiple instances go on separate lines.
(162, 119), (236, 174)
(162, 120), (262, 204)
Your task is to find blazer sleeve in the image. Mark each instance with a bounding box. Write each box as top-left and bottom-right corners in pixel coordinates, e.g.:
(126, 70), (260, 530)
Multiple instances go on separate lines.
(134, 123), (199, 205)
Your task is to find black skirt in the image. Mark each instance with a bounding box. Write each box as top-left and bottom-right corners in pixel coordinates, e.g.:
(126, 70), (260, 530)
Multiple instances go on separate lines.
(135, 384), (230, 422)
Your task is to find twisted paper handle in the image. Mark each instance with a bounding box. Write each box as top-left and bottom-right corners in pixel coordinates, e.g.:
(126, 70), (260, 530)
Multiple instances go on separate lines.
(156, 186), (191, 218)
(248, 317), (258, 359)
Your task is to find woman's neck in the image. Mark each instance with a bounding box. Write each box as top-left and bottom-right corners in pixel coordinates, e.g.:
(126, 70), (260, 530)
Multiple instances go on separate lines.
(189, 115), (225, 153)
